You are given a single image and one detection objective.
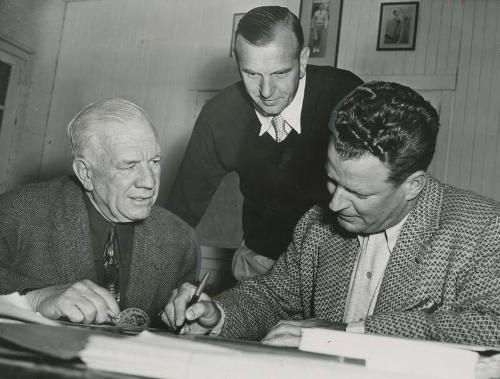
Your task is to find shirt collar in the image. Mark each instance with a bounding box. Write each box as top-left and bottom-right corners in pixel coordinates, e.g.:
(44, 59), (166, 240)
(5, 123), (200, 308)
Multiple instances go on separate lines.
(385, 213), (409, 252)
(257, 74), (306, 136)
(357, 213), (410, 254)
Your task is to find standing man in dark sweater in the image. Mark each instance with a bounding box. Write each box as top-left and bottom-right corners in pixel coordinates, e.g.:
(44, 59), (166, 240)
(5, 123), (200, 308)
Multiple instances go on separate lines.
(166, 6), (362, 280)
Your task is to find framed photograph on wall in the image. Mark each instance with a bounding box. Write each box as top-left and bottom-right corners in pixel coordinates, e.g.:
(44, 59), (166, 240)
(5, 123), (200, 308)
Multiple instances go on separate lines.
(229, 13), (245, 57)
(377, 2), (419, 51)
(300, 0), (343, 66)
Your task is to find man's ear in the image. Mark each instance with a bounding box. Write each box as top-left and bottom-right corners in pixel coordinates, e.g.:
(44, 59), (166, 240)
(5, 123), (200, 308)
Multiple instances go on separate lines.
(299, 46), (310, 79)
(72, 158), (94, 192)
(402, 170), (427, 201)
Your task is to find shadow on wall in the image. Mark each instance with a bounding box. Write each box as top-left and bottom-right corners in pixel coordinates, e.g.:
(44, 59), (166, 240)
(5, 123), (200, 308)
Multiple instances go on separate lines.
(191, 52), (240, 90)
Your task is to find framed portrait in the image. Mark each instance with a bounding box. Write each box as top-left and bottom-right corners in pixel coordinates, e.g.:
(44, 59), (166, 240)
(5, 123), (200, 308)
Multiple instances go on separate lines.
(300, 0), (343, 66)
(229, 13), (245, 57)
(377, 2), (419, 51)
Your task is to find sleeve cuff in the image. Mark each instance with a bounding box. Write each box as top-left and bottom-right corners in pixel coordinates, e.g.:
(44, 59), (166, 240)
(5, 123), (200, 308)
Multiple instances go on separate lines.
(209, 303), (226, 335)
(346, 320), (365, 334)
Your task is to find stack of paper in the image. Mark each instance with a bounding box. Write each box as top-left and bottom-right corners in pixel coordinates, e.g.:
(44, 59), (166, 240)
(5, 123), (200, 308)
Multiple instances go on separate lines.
(81, 331), (426, 379)
(0, 292), (59, 326)
(299, 328), (500, 379)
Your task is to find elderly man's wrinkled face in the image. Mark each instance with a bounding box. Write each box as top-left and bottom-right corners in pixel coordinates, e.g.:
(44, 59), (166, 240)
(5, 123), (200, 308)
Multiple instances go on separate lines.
(88, 120), (161, 223)
(325, 141), (413, 234)
(235, 28), (309, 117)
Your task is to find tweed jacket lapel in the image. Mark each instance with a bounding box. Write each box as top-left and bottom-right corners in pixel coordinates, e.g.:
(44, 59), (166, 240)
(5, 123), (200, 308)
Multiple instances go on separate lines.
(48, 179), (96, 283)
(315, 220), (359, 321)
(375, 175), (445, 313)
(124, 216), (164, 313)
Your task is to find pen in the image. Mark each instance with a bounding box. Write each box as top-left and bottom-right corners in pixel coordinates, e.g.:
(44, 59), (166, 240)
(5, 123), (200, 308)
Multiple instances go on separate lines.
(175, 272), (210, 334)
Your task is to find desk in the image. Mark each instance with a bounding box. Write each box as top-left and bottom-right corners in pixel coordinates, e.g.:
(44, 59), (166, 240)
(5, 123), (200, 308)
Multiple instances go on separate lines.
(0, 355), (145, 379)
(0, 328), (405, 379)
(0, 324), (498, 379)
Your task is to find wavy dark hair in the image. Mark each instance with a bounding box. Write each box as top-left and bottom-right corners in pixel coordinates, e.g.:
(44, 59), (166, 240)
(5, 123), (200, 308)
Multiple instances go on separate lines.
(234, 6), (304, 58)
(330, 81), (439, 184)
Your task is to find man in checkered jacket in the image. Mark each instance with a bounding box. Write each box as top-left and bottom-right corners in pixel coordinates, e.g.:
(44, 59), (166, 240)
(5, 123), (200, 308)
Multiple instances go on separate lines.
(164, 81), (500, 347)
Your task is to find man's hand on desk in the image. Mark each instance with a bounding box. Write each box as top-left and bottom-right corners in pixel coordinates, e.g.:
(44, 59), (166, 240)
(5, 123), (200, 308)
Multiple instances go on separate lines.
(25, 279), (120, 324)
(262, 319), (347, 347)
(162, 282), (221, 334)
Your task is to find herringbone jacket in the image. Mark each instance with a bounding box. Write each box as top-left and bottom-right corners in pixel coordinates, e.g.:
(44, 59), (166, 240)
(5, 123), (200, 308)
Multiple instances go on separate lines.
(0, 176), (198, 325)
(216, 175), (500, 346)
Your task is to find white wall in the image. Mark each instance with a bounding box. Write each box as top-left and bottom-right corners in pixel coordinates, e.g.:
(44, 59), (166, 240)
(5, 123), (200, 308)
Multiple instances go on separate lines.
(39, 0), (300, 205)
(0, 0), (498, 247)
(0, 0), (66, 190)
(338, 0), (500, 201)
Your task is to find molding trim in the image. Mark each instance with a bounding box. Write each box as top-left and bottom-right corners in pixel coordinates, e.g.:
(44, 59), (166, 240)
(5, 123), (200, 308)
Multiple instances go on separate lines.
(361, 74), (457, 91)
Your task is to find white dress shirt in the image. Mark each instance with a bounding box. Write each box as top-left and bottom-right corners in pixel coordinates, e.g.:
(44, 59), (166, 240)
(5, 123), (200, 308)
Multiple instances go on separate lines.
(255, 74), (306, 141)
(344, 214), (409, 333)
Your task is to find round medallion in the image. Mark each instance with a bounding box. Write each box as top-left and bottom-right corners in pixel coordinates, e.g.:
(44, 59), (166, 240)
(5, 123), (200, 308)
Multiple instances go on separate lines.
(115, 307), (150, 329)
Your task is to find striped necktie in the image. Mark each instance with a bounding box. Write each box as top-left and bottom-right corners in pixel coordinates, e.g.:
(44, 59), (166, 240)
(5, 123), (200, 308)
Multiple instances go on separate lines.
(103, 225), (120, 303)
(271, 114), (288, 143)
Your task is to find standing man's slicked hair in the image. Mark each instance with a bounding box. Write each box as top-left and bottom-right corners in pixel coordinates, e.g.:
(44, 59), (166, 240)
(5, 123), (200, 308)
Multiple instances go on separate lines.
(234, 6), (304, 58)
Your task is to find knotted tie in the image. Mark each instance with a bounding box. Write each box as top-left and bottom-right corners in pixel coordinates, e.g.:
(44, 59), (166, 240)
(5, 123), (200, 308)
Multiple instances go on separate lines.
(271, 114), (288, 143)
(103, 226), (120, 303)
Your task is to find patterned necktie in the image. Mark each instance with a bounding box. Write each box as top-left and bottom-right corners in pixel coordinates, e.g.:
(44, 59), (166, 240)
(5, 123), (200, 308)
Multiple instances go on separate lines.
(271, 114), (288, 143)
(103, 226), (120, 303)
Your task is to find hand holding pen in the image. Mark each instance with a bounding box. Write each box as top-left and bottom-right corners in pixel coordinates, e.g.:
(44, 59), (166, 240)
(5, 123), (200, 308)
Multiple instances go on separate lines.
(174, 272), (210, 334)
(162, 272), (222, 335)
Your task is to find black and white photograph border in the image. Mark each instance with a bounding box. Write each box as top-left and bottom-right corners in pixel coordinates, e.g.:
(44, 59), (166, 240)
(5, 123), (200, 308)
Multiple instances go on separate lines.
(377, 1), (419, 51)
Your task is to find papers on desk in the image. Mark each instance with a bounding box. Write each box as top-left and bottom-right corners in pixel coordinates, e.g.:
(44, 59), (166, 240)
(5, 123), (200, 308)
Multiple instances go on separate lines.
(0, 292), (59, 326)
(81, 332), (414, 379)
(299, 327), (500, 379)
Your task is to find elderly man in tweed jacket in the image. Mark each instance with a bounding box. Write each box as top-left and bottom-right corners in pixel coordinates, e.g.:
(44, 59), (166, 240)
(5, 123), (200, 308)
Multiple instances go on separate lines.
(0, 99), (198, 326)
(165, 82), (500, 347)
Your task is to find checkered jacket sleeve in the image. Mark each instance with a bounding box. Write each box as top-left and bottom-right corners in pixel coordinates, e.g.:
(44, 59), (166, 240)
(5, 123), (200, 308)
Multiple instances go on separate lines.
(216, 176), (500, 346)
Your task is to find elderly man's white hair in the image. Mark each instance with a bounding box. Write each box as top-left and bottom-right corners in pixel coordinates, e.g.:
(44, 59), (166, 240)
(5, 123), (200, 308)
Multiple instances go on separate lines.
(67, 98), (156, 161)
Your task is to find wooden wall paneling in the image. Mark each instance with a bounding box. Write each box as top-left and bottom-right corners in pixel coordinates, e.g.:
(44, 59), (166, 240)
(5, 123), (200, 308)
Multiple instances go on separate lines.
(438, 90), (454, 182)
(424, 0), (443, 74)
(414, 0), (432, 74)
(421, 90), (441, 178)
(489, 2), (500, 199)
(434, 0), (453, 74)
(382, 51), (397, 75)
(471, 0), (499, 197)
(459, 0), (485, 192)
(445, 0), (473, 190)
(354, 0), (372, 74)
(362, 1), (381, 74)
(445, 0), (464, 74)
(0, 0), (65, 190)
(392, 50), (406, 76)
(372, 2), (389, 75)
(0, 44), (26, 193)
(402, 44), (417, 75)
(469, 0), (491, 195)
(430, 90), (453, 182)
(337, 0), (358, 70)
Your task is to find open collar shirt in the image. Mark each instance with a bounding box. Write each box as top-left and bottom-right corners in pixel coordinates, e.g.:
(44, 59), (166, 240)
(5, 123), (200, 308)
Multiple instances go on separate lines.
(345, 214), (410, 332)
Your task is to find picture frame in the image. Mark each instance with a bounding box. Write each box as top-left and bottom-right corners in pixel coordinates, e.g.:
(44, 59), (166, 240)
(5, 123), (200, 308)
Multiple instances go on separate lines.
(377, 2), (419, 51)
(229, 13), (245, 57)
(300, 0), (343, 66)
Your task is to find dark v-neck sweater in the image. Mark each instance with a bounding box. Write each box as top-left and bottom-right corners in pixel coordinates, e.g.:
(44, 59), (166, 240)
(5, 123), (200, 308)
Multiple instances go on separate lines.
(166, 65), (362, 258)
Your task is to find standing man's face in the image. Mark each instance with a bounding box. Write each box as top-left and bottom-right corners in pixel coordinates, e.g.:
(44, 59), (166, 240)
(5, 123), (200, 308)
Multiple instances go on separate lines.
(235, 28), (309, 117)
(82, 120), (162, 223)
